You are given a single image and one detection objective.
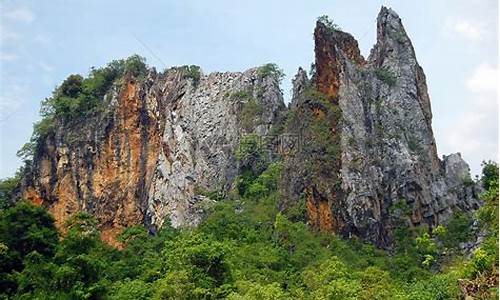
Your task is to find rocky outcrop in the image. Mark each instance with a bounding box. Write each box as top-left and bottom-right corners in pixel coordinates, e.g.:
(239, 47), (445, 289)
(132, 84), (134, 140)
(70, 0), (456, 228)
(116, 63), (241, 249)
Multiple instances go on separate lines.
(21, 6), (481, 248)
(146, 69), (285, 230)
(22, 67), (285, 244)
(282, 7), (481, 247)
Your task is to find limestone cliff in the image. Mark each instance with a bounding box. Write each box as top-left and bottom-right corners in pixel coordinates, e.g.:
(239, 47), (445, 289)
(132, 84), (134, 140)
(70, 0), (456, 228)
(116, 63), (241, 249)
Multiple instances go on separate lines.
(21, 67), (285, 244)
(282, 7), (481, 247)
(20, 7), (481, 247)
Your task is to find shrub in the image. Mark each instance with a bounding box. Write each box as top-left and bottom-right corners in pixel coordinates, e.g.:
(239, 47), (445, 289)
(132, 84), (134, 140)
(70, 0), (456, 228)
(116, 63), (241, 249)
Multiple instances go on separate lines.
(481, 160), (498, 190)
(0, 201), (59, 259)
(257, 63), (284, 83)
(415, 232), (437, 268)
(240, 97), (263, 130)
(123, 55), (148, 78)
(110, 279), (151, 300)
(228, 281), (288, 300)
(163, 232), (233, 293)
(317, 15), (342, 31)
(302, 256), (362, 300)
(182, 65), (202, 84)
(0, 171), (21, 209)
(235, 134), (263, 162)
(440, 211), (473, 249)
(375, 67), (397, 87)
(406, 273), (461, 300)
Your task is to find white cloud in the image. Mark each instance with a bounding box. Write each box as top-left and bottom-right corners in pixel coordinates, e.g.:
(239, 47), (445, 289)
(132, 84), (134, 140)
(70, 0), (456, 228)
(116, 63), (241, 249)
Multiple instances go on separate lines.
(443, 18), (486, 41)
(466, 63), (499, 93)
(39, 61), (54, 73)
(0, 83), (27, 122)
(453, 21), (483, 40)
(34, 33), (51, 44)
(4, 7), (35, 24)
(440, 64), (499, 175)
(0, 53), (18, 62)
(0, 25), (21, 42)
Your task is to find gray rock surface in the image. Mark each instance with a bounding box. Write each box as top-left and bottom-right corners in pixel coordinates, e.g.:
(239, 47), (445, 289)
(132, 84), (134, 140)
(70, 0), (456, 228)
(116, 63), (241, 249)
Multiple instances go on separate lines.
(146, 68), (285, 229)
(21, 6), (481, 247)
(282, 7), (482, 247)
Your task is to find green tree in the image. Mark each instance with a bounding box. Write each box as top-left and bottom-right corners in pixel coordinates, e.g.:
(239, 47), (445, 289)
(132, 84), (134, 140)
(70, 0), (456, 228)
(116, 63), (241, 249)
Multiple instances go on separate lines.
(0, 202), (58, 297)
(481, 160), (498, 191)
(162, 232), (233, 297)
(0, 172), (21, 209)
(110, 279), (151, 300)
(0, 201), (58, 260)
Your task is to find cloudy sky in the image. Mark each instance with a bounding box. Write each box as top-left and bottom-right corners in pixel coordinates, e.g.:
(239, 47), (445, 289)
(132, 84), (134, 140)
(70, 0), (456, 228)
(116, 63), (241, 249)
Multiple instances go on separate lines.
(0, 0), (498, 178)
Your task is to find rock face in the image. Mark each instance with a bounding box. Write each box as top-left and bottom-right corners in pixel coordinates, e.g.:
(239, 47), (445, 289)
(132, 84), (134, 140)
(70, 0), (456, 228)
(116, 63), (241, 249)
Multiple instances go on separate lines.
(282, 7), (481, 247)
(146, 69), (285, 230)
(22, 67), (285, 244)
(21, 6), (481, 247)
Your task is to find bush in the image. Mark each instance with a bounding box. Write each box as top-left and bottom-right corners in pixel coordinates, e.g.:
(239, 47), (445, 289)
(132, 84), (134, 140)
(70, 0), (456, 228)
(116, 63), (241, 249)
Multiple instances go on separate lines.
(257, 63), (285, 83)
(182, 65), (202, 84)
(481, 160), (498, 191)
(317, 15), (342, 32)
(235, 134), (268, 176)
(123, 55), (148, 78)
(406, 273), (461, 300)
(228, 281), (288, 300)
(0, 201), (59, 259)
(18, 55), (149, 168)
(240, 97), (263, 131)
(440, 211), (473, 249)
(375, 67), (397, 87)
(0, 172), (21, 209)
(110, 279), (151, 300)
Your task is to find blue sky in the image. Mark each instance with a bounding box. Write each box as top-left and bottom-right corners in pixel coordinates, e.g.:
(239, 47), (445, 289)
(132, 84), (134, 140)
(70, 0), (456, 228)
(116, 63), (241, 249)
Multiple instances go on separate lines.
(0, 0), (498, 178)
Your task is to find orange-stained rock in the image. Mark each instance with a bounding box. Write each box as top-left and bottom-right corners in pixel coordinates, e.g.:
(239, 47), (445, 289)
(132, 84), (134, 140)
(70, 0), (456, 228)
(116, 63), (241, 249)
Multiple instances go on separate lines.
(21, 66), (287, 246)
(305, 187), (334, 232)
(22, 78), (162, 245)
(314, 21), (364, 101)
(281, 8), (481, 248)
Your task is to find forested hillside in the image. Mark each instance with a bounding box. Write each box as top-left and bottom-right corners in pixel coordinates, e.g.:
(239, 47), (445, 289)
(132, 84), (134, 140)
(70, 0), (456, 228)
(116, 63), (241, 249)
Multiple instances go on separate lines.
(1, 7), (498, 300)
(0, 158), (498, 299)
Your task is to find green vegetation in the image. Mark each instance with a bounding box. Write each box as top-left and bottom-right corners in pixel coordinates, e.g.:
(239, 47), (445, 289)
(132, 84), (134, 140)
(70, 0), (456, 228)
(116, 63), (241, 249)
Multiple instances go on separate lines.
(390, 30), (407, 44)
(375, 67), (397, 87)
(317, 15), (342, 32)
(0, 161), (498, 299)
(181, 65), (202, 84)
(0, 171), (21, 209)
(257, 63), (285, 84)
(241, 98), (263, 131)
(407, 136), (423, 154)
(300, 86), (342, 173)
(16, 55), (148, 165)
(481, 160), (498, 191)
(41, 55), (147, 123)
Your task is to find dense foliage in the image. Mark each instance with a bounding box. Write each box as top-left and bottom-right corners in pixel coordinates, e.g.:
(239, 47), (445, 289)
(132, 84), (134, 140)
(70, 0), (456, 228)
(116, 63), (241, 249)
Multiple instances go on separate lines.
(1, 155), (497, 299)
(257, 63), (285, 84)
(16, 55), (148, 162)
(0, 171), (21, 209)
(317, 15), (342, 32)
(374, 67), (397, 87)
